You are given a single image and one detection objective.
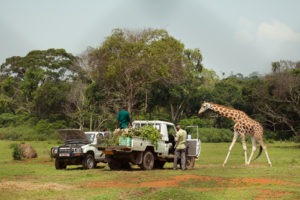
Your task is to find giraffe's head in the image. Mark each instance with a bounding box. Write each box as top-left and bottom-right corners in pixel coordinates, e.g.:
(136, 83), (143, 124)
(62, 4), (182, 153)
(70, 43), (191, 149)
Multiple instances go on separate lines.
(198, 102), (212, 115)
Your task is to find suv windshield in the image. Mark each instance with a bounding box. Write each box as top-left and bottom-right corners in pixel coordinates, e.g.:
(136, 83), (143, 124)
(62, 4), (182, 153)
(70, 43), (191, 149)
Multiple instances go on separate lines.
(85, 133), (95, 143)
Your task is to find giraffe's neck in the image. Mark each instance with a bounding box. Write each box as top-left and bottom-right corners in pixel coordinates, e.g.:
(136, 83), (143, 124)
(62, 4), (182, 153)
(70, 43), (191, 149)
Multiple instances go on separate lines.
(210, 103), (242, 122)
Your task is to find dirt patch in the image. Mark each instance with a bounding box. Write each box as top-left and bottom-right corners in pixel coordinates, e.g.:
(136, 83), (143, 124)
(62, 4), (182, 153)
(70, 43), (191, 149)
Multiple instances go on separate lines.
(85, 174), (300, 188)
(85, 172), (300, 200)
(0, 181), (74, 191)
(2, 173), (298, 199)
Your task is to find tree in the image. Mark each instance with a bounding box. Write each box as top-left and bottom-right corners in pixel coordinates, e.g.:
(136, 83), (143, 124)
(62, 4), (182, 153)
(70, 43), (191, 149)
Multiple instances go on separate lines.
(88, 28), (202, 120)
(0, 48), (80, 117)
(0, 76), (19, 113)
(33, 82), (70, 118)
(252, 61), (300, 139)
(64, 80), (88, 130)
(0, 49), (78, 81)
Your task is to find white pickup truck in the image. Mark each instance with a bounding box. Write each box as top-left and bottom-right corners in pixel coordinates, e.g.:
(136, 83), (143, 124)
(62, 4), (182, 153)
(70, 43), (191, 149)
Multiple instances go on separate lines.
(98, 120), (201, 170)
(51, 129), (108, 169)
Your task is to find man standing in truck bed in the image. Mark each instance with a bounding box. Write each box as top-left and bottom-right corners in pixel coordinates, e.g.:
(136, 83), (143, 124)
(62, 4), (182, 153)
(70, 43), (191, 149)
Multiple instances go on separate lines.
(173, 125), (187, 170)
(116, 104), (132, 129)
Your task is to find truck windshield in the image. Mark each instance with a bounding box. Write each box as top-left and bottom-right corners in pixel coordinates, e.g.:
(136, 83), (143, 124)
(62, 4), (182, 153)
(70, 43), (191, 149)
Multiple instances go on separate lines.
(167, 125), (176, 136)
(85, 133), (95, 143)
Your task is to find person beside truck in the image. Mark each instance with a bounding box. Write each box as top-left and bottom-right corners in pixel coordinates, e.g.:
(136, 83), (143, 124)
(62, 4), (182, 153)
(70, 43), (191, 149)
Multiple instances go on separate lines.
(173, 125), (187, 170)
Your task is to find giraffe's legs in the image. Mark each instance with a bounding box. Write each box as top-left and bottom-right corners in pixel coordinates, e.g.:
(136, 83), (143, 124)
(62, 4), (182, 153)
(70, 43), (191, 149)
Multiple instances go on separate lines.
(264, 149), (272, 167)
(223, 131), (239, 167)
(258, 141), (272, 167)
(247, 136), (257, 165)
(241, 134), (248, 165)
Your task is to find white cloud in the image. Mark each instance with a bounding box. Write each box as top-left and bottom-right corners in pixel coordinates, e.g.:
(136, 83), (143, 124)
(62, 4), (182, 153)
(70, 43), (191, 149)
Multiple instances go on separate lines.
(235, 18), (300, 45)
(257, 20), (300, 43)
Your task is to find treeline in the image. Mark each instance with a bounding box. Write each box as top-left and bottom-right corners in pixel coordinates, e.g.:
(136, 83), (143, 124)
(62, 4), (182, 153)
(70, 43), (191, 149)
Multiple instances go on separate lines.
(0, 29), (299, 141)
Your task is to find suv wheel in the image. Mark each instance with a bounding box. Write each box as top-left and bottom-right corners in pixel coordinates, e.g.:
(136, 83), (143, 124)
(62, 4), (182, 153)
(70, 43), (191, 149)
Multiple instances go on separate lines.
(83, 154), (96, 169)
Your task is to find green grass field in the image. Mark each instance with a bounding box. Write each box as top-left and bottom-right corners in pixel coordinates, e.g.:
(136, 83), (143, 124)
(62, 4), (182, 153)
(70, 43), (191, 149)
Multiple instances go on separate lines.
(0, 140), (299, 200)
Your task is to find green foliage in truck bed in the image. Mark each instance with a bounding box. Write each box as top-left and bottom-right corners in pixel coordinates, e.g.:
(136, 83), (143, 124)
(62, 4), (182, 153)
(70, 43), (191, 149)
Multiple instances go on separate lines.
(103, 125), (161, 146)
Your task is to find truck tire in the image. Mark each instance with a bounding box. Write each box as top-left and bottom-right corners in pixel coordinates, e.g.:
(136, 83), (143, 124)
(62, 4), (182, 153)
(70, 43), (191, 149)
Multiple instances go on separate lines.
(139, 151), (155, 170)
(186, 156), (195, 169)
(83, 154), (96, 169)
(55, 158), (67, 169)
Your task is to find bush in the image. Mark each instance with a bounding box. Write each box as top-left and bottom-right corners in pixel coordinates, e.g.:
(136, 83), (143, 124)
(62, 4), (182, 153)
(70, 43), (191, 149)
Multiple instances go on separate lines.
(0, 126), (36, 140)
(0, 113), (19, 127)
(179, 116), (214, 128)
(198, 128), (233, 143)
(0, 122), (62, 141)
(35, 119), (67, 140)
(291, 134), (300, 143)
(10, 143), (24, 160)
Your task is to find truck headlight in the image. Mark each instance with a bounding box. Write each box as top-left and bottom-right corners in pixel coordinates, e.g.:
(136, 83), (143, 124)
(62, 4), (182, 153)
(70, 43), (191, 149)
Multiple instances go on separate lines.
(51, 147), (58, 156)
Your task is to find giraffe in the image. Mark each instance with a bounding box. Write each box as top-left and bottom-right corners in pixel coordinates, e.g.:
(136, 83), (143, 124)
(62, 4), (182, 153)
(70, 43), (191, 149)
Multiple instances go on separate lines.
(198, 102), (272, 167)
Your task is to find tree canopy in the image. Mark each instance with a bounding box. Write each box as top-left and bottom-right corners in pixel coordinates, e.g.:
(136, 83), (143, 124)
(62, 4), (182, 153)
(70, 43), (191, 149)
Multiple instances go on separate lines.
(0, 29), (299, 141)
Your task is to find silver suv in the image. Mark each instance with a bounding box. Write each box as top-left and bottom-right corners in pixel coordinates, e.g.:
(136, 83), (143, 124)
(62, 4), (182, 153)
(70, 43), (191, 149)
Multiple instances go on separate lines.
(51, 129), (108, 169)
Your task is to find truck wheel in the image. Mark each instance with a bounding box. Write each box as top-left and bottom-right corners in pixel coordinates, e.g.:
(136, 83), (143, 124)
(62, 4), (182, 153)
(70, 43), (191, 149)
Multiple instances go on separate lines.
(83, 154), (96, 169)
(186, 157), (195, 169)
(55, 158), (67, 169)
(140, 151), (154, 170)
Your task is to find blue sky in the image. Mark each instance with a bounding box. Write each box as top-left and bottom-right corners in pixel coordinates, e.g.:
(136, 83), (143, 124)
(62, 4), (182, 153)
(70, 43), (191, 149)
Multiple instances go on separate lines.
(1, 0), (299, 76)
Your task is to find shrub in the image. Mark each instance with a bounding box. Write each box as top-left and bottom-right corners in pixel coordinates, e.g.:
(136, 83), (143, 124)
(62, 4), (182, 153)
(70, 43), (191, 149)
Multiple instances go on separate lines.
(198, 128), (233, 143)
(10, 143), (24, 160)
(179, 116), (214, 128)
(0, 123), (61, 141)
(0, 113), (19, 127)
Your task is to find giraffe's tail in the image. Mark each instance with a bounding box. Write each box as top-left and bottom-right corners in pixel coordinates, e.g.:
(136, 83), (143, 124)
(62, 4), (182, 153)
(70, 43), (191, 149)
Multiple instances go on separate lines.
(253, 145), (263, 161)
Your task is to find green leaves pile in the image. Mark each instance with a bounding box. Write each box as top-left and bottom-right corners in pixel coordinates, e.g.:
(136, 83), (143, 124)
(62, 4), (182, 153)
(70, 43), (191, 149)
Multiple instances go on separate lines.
(135, 125), (161, 144)
(111, 125), (161, 145)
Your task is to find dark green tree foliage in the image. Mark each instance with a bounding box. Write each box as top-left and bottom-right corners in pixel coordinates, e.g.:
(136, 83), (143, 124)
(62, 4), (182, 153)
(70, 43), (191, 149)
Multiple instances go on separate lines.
(251, 66), (300, 140)
(33, 82), (70, 118)
(0, 49), (80, 118)
(88, 29), (203, 120)
(0, 76), (19, 113)
(0, 28), (298, 142)
(1, 49), (77, 80)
